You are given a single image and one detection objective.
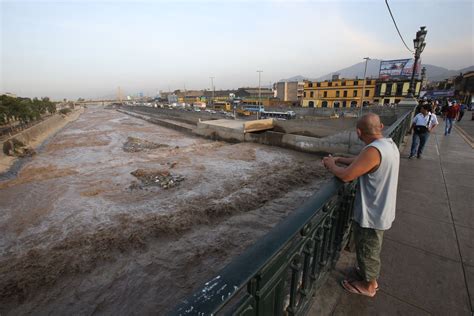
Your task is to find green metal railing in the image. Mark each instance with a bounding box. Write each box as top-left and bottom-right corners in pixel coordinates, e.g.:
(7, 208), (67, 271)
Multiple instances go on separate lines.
(170, 109), (413, 316)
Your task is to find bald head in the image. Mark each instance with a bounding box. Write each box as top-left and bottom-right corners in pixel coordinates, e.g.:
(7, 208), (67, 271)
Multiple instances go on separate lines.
(357, 113), (383, 136)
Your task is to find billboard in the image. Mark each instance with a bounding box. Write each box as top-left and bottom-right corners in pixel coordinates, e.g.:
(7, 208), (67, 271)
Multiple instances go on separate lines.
(379, 59), (421, 80)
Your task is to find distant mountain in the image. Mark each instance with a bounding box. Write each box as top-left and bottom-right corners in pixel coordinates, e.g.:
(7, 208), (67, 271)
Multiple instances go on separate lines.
(279, 60), (473, 83)
(429, 65), (474, 81)
(315, 59), (384, 81)
(278, 75), (311, 82)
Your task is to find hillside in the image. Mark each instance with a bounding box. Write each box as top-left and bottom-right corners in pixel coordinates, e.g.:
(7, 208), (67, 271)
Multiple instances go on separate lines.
(279, 61), (473, 83)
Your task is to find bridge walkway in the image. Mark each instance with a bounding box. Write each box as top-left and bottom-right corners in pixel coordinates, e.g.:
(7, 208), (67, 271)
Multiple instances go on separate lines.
(309, 121), (474, 315)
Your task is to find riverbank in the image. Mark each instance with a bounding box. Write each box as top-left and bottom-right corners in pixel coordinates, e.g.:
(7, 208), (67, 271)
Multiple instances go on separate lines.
(0, 108), (84, 174)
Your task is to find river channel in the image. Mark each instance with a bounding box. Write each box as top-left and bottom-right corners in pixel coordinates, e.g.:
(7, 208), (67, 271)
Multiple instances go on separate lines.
(0, 106), (330, 315)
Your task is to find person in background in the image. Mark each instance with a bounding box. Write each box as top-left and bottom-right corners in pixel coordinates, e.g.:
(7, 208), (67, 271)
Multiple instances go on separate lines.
(322, 113), (399, 297)
(409, 104), (439, 159)
(458, 103), (466, 122)
(444, 100), (459, 135)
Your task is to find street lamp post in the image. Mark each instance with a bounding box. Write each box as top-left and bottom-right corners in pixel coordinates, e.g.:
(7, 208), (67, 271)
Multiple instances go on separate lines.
(407, 26), (427, 98)
(257, 70), (263, 119)
(359, 57), (370, 116)
(209, 76), (215, 107)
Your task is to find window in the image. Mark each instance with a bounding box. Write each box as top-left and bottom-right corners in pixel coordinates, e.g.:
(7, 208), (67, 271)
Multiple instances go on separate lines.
(375, 84), (381, 96)
(328, 82), (333, 87)
(310, 91), (314, 98)
(336, 91), (340, 97)
(322, 101), (328, 107)
(366, 79), (371, 85)
(342, 81), (346, 86)
(317, 82), (321, 87)
(343, 90), (348, 97)
(386, 84), (393, 95)
(354, 80), (358, 86)
(365, 90), (370, 97)
(308, 83), (313, 87)
(308, 101), (314, 108)
(323, 91), (327, 98)
(396, 83), (403, 95)
(334, 101), (340, 108)
(384, 98), (390, 104)
(342, 101), (347, 107)
(303, 92), (306, 98)
(353, 90), (358, 97)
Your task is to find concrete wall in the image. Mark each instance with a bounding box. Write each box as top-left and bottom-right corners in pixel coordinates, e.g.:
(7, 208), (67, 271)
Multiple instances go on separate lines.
(117, 109), (194, 134)
(265, 106), (399, 118)
(0, 108), (84, 172)
(273, 114), (397, 139)
(243, 130), (363, 155)
(123, 106), (218, 125)
(122, 105), (397, 156)
(274, 118), (358, 138)
(193, 122), (244, 142)
(192, 120), (363, 155)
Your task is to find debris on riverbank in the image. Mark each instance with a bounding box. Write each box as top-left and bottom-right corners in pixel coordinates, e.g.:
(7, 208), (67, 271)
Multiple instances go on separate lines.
(3, 139), (36, 158)
(129, 168), (185, 189)
(122, 136), (169, 152)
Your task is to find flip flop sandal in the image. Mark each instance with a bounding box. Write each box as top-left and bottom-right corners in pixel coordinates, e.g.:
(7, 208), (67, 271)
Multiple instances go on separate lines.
(348, 267), (379, 291)
(341, 279), (377, 297)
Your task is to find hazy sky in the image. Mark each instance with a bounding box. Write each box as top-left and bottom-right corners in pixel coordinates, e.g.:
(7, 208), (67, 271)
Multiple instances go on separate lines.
(1, 0), (473, 100)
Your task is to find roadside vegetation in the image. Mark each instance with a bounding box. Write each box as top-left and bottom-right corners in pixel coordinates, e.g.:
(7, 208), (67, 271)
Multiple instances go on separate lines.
(0, 94), (56, 126)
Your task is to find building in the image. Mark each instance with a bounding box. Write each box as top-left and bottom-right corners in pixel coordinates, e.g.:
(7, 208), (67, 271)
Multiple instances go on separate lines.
(276, 81), (304, 104)
(302, 77), (376, 108)
(235, 87), (273, 100)
(454, 71), (474, 105)
(203, 89), (238, 102)
(175, 90), (204, 103)
(373, 79), (422, 105)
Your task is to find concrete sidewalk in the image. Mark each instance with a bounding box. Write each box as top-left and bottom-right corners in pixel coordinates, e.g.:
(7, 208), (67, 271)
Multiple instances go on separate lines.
(309, 123), (473, 315)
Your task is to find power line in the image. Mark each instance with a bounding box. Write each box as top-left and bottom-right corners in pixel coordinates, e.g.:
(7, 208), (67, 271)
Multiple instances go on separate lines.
(385, 0), (414, 53)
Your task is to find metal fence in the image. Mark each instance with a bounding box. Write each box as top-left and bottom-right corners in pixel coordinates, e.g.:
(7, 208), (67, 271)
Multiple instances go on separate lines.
(170, 109), (414, 316)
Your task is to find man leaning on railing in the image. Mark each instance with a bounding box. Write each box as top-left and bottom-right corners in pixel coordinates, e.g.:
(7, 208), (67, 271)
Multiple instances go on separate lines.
(322, 113), (400, 297)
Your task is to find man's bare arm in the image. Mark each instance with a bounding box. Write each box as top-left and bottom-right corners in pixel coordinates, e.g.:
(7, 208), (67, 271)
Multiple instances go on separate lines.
(323, 147), (381, 182)
(335, 156), (355, 165)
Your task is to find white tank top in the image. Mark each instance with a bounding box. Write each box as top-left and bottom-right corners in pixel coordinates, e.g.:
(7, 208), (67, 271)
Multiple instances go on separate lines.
(353, 138), (400, 230)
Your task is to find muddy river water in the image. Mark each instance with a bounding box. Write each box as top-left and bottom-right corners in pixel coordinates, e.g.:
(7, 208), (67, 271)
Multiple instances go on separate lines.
(0, 107), (330, 315)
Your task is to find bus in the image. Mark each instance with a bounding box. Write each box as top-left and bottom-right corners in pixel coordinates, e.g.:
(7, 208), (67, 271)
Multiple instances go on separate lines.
(260, 110), (296, 120)
(240, 104), (264, 113)
(212, 101), (232, 112)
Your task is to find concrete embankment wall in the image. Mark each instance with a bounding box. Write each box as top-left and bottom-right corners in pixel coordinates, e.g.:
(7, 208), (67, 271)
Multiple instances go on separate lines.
(193, 120), (364, 155)
(0, 108), (84, 173)
(193, 122), (244, 143)
(120, 107), (396, 156)
(267, 105), (399, 118)
(122, 106), (217, 125)
(117, 109), (194, 134)
(273, 115), (397, 138)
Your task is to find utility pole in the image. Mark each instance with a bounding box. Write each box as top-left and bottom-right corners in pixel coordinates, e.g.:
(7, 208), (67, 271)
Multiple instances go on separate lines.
(359, 57), (370, 117)
(184, 83), (187, 107)
(257, 70), (263, 119)
(117, 86), (123, 104)
(209, 77), (215, 107)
